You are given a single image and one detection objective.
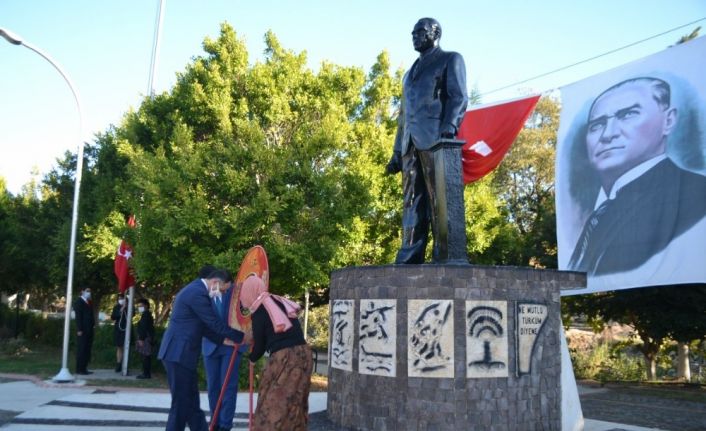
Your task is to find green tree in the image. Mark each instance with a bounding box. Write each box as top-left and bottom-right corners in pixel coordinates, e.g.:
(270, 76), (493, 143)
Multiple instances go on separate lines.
(114, 24), (382, 312)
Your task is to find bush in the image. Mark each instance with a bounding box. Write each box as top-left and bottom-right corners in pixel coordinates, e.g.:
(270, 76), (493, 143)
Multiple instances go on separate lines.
(0, 304), (64, 346)
(570, 338), (646, 382)
(304, 304), (329, 352)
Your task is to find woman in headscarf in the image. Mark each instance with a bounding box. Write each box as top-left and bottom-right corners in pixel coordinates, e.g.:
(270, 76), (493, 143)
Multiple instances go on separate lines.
(240, 275), (312, 431)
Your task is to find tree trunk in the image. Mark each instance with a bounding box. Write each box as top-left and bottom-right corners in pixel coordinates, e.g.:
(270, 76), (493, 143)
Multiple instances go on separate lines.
(676, 342), (691, 382)
(645, 355), (657, 381)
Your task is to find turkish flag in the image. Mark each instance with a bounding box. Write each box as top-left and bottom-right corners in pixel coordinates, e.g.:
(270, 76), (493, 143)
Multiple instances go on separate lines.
(114, 215), (136, 293)
(458, 95), (541, 184)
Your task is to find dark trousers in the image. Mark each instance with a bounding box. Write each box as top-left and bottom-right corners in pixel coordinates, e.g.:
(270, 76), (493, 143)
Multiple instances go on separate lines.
(141, 354), (152, 377)
(76, 331), (93, 373)
(396, 146), (439, 264)
(163, 360), (208, 431)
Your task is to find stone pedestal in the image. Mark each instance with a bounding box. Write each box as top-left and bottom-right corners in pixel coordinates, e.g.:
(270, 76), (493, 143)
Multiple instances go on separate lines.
(327, 264), (585, 431)
(430, 138), (467, 264)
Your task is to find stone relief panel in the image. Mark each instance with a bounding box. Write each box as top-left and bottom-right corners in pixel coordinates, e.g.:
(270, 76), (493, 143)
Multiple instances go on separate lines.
(330, 299), (354, 371)
(516, 302), (548, 375)
(466, 300), (509, 378)
(358, 299), (397, 377)
(408, 299), (454, 378)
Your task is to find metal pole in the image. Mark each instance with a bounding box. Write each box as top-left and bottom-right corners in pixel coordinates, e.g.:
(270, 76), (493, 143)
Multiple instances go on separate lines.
(121, 286), (135, 375)
(303, 289), (310, 340)
(147, 0), (166, 98)
(14, 291), (20, 339)
(1, 27), (87, 383)
(117, 0), (166, 372)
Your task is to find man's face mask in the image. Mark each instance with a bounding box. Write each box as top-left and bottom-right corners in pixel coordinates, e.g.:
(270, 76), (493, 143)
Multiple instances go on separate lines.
(118, 299), (125, 306)
(208, 281), (222, 299)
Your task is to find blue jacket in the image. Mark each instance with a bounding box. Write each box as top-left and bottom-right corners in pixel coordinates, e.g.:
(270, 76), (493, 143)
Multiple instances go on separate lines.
(158, 278), (243, 370)
(202, 287), (249, 356)
(393, 46), (468, 155)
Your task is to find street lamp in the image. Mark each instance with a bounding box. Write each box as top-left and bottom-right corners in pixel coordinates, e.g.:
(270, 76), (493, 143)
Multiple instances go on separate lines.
(1, 27), (88, 383)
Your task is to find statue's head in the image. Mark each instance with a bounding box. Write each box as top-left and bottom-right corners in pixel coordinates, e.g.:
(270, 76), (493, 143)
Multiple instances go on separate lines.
(412, 18), (441, 53)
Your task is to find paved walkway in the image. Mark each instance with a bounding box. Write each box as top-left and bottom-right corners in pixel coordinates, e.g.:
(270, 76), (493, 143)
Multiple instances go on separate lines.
(1, 372), (701, 430)
(578, 383), (706, 431)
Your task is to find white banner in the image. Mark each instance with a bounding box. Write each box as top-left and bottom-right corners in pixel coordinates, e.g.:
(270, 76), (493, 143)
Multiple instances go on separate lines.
(557, 36), (706, 295)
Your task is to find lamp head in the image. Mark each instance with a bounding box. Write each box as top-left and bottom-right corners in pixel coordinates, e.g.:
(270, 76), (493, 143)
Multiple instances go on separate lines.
(0, 28), (23, 45)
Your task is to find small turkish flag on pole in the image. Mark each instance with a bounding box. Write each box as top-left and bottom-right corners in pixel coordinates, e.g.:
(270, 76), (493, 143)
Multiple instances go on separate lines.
(458, 94), (541, 184)
(114, 215), (136, 294)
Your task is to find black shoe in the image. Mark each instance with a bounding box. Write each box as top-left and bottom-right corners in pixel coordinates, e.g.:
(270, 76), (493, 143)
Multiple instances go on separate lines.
(76, 370), (93, 375)
(136, 374), (151, 379)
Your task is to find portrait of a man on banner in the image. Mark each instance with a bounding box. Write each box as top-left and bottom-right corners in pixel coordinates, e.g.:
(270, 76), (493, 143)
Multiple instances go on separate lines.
(556, 36), (706, 294)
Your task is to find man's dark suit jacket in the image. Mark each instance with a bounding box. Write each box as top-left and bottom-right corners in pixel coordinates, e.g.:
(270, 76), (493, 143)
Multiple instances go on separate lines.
(158, 279), (243, 370)
(393, 46), (468, 155)
(570, 158), (706, 275)
(73, 297), (94, 334)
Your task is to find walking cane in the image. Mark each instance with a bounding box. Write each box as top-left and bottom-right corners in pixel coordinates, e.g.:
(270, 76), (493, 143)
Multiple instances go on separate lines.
(208, 345), (239, 431)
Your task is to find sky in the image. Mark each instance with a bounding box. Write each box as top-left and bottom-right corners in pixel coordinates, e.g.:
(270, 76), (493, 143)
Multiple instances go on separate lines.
(1, 0), (704, 195)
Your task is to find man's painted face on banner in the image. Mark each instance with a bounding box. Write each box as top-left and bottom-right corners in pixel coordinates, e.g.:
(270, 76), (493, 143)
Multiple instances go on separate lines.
(585, 82), (672, 180)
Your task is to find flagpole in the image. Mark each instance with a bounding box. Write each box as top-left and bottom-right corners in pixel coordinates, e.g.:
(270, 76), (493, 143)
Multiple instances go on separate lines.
(121, 285), (135, 375)
(147, 0), (166, 99)
(120, 0), (166, 375)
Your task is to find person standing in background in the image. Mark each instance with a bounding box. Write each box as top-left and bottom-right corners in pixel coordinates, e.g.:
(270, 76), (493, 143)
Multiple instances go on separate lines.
(135, 297), (155, 379)
(110, 293), (128, 372)
(73, 287), (95, 375)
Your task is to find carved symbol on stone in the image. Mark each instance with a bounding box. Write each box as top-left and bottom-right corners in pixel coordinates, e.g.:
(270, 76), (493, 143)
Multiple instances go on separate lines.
(516, 302), (548, 376)
(467, 306), (506, 370)
(408, 300), (453, 377)
(465, 301), (509, 378)
(359, 299), (397, 377)
(330, 300), (354, 371)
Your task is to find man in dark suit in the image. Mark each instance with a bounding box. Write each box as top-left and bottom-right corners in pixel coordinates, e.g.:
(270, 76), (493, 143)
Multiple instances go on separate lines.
(386, 17), (468, 264)
(158, 269), (244, 431)
(202, 273), (248, 431)
(73, 287), (95, 375)
(568, 77), (706, 275)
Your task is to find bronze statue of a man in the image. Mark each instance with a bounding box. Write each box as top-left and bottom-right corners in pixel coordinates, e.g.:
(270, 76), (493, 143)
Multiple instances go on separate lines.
(386, 18), (468, 264)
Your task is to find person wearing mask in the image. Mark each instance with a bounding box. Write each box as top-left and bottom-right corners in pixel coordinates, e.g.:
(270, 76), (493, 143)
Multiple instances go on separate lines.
(203, 271), (249, 431)
(73, 287), (95, 375)
(110, 293), (128, 372)
(158, 269), (244, 431)
(240, 275), (312, 431)
(135, 297), (155, 379)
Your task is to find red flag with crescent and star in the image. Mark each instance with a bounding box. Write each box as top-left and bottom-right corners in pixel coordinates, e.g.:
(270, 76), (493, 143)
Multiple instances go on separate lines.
(114, 215), (136, 294)
(458, 94), (541, 184)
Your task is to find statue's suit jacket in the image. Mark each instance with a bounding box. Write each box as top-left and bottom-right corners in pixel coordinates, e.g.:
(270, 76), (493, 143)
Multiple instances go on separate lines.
(158, 278), (243, 370)
(394, 46), (468, 155)
(570, 158), (706, 275)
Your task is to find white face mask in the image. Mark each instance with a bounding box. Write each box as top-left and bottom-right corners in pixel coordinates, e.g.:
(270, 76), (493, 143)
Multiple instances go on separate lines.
(138, 306), (145, 313)
(82, 291), (91, 300)
(208, 285), (222, 299)
(118, 299), (125, 306)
